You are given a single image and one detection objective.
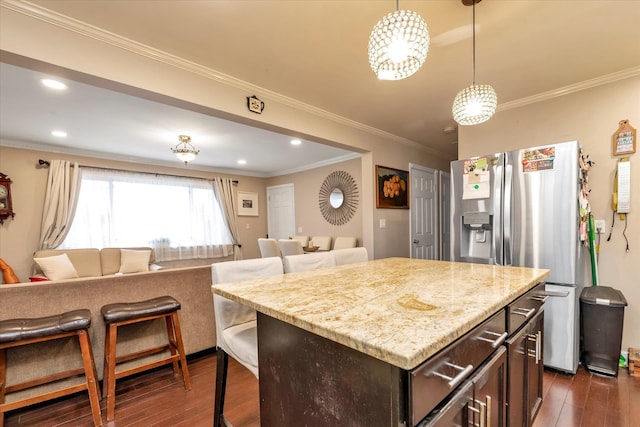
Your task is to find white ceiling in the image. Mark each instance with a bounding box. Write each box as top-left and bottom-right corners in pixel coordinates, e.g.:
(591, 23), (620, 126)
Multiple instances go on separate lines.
(1, 0), (639, 175)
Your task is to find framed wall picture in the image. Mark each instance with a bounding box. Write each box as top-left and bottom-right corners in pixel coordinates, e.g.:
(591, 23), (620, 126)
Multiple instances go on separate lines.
(612, 119), (636, 156)
(376, 165), (409, 209)
(237, 191), (259, 216)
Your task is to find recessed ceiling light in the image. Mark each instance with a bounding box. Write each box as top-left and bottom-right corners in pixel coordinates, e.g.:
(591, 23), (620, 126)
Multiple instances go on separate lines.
(41, 79), (68, 91)
(51, 130), (67, 138)
(237, 159), (247, 165)
(290, 139), (302, 146)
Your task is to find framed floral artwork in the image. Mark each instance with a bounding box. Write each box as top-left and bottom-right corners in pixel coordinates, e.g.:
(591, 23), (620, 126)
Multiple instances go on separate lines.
(376, 165), (409, 209)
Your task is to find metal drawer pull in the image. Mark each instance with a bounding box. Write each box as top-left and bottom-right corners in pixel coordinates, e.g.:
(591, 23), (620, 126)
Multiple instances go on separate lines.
(530, 295), (549, 303)
(527, 332), (541, 364)
(432, 362), (474, 389)
(512, 307), (535, 319)
(476, 331), (508, 348)
(469, 397), (488, 427)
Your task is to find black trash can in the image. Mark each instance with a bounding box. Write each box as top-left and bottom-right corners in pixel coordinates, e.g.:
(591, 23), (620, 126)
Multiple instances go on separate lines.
(580, 286), (627, 376)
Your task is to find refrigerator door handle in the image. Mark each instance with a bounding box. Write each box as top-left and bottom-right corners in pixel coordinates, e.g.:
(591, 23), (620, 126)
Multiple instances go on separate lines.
(493, 160), (504, 265)
(503, 162), (513, 266)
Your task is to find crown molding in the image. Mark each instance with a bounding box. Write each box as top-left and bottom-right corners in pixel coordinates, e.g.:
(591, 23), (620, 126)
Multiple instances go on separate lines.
(497, 67), (640, 112)
(1, 0), (452, 162)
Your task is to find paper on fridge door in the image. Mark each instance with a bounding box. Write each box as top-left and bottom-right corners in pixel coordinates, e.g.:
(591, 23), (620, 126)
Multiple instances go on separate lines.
(463, 169), (490, 199)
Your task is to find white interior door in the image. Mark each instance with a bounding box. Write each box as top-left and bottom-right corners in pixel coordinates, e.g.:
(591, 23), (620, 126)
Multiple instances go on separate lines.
(267, 184), (295, 240)
(439, 170), (451, 260)
(410, 164), (438, 259)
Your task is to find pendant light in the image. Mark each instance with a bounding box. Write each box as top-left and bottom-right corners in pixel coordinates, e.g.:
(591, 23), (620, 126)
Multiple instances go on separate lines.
(368, 0), (430, 80)
(171, 135), (199, 165)
(452, 0), (497, 125)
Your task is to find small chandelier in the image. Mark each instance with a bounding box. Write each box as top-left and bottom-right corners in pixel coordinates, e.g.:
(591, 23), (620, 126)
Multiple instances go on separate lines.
(368, 1), (430, 81)
(452, 0), (497, 126)
(171, 135), (199, 164)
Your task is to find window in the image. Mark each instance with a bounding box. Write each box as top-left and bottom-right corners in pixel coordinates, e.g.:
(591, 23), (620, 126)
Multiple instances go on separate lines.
(61, 168), (233, 261)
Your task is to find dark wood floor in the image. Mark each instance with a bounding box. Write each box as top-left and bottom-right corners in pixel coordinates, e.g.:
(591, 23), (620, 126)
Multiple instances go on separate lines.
(3, 350), (638, 426)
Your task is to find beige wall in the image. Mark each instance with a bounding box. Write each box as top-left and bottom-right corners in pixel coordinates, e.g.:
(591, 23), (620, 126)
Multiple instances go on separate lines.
(0, 146), (268, 281)
(266, 157), (363, 243)
(458, 76), (640, 352)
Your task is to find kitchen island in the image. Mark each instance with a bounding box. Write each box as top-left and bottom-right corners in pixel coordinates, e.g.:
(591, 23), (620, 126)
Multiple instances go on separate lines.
(211, 258), (550, 426)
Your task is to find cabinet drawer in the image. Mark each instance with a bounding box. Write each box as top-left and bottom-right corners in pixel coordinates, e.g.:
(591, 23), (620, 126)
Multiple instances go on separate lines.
(409, 309), (507, 426)
(507, 282), (547, 335)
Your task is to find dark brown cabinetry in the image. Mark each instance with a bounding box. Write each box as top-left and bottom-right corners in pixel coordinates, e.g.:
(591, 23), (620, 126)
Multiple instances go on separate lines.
(507, 284), (546, 427)
(419, 347), (507, 427)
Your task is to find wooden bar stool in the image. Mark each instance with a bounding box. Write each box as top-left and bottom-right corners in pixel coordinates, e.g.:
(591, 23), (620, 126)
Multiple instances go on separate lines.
(101, 296), (191, 421)
(0, 309), (102, 427)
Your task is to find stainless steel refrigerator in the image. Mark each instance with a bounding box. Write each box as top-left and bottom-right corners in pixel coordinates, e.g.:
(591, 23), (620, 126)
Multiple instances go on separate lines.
(450, 140), (585, 373)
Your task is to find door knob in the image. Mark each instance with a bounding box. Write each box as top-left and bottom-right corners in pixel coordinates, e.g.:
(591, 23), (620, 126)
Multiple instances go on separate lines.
(413, 239), (419, 244)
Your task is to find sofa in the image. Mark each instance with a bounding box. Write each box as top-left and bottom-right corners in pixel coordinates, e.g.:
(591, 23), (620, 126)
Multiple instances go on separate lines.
(31, 247), (160, 280)
(0, 259), (216, 403)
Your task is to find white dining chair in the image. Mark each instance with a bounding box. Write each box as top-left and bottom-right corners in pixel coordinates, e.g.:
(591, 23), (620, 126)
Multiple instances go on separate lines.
(283, 251), (336, 273)
(278, 239), (304, 257)
(333, 237), (357, 250)
(212, 257), (283, 427)
(291, 235), (310, 247)
(258, 238), (281, 258)
(311, 236), (332, 251)
(333, 247), (369, 266)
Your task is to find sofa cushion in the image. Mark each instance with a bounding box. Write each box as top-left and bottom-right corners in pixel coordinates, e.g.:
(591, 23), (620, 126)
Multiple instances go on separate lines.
(100, 247), (155, 275)
(118, 249), (151, 274)
(33, 249), (102, 278)
(33, 253), (80, 281)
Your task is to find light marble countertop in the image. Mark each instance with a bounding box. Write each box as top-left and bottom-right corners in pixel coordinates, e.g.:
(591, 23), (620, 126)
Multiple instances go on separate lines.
(211, 258), (549, 370)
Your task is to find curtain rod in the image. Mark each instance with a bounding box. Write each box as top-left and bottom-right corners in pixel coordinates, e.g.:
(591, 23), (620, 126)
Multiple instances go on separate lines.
(36, 159), (239, 184)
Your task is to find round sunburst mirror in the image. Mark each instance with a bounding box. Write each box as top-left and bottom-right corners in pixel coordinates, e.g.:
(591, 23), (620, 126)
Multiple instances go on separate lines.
(319, 170), (358, 226)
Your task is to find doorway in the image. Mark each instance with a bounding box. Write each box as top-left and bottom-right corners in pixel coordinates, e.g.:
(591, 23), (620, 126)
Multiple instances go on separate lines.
(409, 164), (438, 260)
(267, 184), (295, 240)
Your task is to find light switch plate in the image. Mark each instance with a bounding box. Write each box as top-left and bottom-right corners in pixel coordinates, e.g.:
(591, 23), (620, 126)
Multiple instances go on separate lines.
(379, 219), (386, 228)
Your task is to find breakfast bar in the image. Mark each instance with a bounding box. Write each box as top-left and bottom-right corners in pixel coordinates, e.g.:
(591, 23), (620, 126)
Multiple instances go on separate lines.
(211, 258), (550, 426)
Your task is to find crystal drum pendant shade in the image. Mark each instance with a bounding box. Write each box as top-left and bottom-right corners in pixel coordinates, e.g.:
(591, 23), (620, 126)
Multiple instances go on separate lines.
(171, 135), (199, 164)
(368, 6), (430, 81)
(452, 0), (497, 125)
(452, 84), (497, 125)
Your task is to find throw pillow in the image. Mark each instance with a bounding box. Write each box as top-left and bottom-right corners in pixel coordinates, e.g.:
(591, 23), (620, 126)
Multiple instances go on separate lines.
(33, 253), (80, 281)
(119, 249), (151, 274)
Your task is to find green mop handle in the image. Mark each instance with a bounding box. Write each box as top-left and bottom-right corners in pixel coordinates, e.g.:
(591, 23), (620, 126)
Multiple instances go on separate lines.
(588, 214), (598, 286)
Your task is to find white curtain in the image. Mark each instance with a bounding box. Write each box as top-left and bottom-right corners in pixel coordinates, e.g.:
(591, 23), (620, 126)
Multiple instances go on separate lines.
(38, 160), (82, 250)
(61, 168), (233, 262)
(213, 177), (243, 260)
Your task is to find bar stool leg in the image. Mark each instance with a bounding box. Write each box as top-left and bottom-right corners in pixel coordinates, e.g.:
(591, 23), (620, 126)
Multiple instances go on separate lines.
(104, 323), (118, 421)
(78, 330), (103, 427)
(213, 349), (228, 427)
(171, 312), (191, 390)
(164, 315), (180, 375)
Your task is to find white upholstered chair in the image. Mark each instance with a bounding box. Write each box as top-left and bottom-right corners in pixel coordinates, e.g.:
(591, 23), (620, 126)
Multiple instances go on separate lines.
(311, 236), (332, 251)
(258, 238), (281, 258)
(333, 237), (357, 250)
(278, 239), (304, 257)
(212, 257), (283, 427)
(333, 247), (369, 266)
(283, 251), (336, 273)
(291, 235), (310, 247)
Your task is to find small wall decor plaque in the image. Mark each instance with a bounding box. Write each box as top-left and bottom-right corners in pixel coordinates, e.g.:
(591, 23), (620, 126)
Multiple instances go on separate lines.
(612, 119), (636, 156)
(247, 95), (265, 114)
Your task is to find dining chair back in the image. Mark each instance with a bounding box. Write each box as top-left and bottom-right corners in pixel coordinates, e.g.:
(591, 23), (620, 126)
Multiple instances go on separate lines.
(311, 236), (332, 251)
(258, 238), (281, 258)
(283, 251), (336, 273)
(333, 237), (357, 250)
(333, 247), (369, 266)
(278, 239), (304, 257)
(291, 235), (310, 247)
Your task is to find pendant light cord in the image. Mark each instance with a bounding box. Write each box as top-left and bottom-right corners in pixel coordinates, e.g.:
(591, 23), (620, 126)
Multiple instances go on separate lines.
(472, 0), (476, 85)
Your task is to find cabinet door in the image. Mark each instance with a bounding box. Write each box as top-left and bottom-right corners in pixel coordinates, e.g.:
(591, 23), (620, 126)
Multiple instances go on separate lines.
(471, 346), (507, 427)
(527, 309), (544, 425)
(419, 381), (473, 427)
(507, 324), (527, 427)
